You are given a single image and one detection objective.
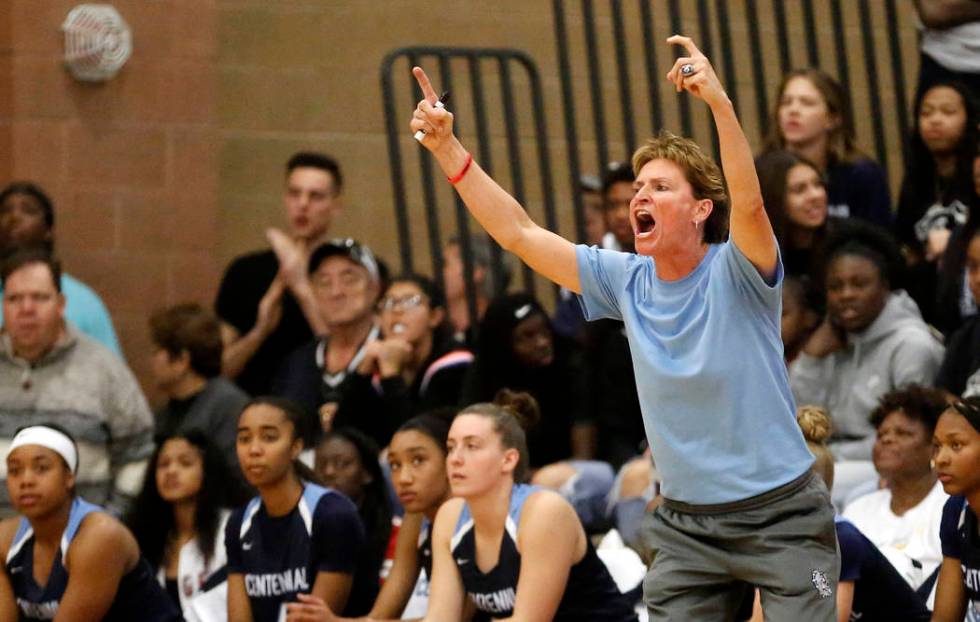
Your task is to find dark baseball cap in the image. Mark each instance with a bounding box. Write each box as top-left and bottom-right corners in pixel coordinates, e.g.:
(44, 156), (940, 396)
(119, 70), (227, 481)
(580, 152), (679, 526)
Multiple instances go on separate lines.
(308, 238), (380, 282)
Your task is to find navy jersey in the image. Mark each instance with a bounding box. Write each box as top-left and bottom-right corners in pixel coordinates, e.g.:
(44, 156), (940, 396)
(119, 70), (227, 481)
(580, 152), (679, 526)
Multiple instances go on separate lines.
(4, 497), (179, 622)
(225, 482), (365, 622)
(836, 518), (930, 621)
(451, 484), (637, 621)
(940, 495), (980, 619)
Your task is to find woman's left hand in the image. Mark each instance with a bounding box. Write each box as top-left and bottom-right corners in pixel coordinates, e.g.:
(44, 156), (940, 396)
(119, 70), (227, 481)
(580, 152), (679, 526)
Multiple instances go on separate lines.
(665, 35), (728, 107)
(285, 593), (337, 621)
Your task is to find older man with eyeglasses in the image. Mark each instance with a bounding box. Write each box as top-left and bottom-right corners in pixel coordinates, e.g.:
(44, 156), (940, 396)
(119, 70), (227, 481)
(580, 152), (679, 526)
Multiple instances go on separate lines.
(271, 239), (390, 448)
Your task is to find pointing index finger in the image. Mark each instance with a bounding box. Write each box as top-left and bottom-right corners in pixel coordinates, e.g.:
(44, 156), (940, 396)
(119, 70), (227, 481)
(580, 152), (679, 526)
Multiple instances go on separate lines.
(667, 34), (702, 58)
(412, 66), (439, 104)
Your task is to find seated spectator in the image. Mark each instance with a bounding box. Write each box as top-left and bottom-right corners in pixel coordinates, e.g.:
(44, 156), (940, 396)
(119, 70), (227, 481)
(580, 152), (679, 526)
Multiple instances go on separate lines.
(762, 69), (891, 227)
(931, 396), (980, 619)
(149, 303), (249, 471)
(127, 431), (249, 620)
(790, 227), (945, 462)
(894, 81), (978, 331)
(216, 152), (343, 396)
(937, 227), (980, 397)
(227, 397), (364, 619)
(273, 239), (386, 446)
(842, 385), (948, 602)
(357, 274), (472, 431)
(0, 182), (121, 355)
(314, 428), (393, 616)
(792, 407), (931, 622)
(755, 150), (832, 283)
(441, 235), (513, 348)
(0, 249), (154, 516)
(463, 293), (595, 467)
(781, 275), (820, 364)
(0, 424), (180, 620)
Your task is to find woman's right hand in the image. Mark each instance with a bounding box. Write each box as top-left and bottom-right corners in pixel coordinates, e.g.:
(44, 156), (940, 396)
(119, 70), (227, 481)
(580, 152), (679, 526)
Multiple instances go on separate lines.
(410, 67), (455, 155)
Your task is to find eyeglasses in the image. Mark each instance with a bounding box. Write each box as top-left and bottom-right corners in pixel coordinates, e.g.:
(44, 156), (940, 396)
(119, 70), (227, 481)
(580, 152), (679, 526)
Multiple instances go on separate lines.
(378, 294), (426, 312)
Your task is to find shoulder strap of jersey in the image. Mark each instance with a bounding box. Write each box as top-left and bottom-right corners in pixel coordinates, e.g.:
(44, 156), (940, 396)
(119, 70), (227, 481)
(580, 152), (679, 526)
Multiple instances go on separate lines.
(61, 497), (101, 557)
(298, 482), (330, 536)
(506, 484), (540, 542)
(449, 500), (474, 553)
(239, 496), (263, 540)
(5, 517), (33, 565)
(418, 517), (431, 548)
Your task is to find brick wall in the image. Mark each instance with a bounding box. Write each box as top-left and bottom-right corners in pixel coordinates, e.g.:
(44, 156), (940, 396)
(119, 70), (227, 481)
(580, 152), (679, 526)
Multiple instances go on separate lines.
(0, 0), (218, 402)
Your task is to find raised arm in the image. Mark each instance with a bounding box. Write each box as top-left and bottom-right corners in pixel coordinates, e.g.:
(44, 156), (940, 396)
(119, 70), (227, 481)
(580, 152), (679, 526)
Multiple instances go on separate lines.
(666, 35), (777, 279)
(410, 68), (580, 294)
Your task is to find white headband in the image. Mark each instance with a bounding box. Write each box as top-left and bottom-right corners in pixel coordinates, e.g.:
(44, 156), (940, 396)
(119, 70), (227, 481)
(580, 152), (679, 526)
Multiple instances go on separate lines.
(8, 426), (78, 473)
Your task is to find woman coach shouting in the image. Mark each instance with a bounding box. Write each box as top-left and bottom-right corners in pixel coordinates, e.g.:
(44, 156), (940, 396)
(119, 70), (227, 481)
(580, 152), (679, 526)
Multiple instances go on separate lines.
(409, 35), (838, 621)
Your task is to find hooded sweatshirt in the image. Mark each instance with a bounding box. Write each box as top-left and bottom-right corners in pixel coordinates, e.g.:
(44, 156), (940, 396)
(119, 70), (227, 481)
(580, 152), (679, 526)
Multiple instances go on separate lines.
(789, 290), (945, 460)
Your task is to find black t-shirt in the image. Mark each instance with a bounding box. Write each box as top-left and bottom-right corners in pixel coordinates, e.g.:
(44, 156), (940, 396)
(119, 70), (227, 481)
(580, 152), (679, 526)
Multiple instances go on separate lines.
(836, 518), (930, 621)
(216, 249), (314, 396)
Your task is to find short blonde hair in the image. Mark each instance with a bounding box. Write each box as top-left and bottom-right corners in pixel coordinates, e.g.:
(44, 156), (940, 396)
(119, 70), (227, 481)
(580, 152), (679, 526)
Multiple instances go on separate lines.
(631, 131), (729, 243)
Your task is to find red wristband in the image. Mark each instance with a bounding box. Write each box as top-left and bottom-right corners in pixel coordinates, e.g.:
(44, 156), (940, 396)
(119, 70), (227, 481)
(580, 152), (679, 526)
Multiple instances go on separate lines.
(447, 152), (473, 184)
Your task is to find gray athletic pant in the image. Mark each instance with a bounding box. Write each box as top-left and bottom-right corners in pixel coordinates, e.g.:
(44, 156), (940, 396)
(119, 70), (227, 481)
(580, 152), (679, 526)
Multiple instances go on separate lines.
(640, 471), (839, 621)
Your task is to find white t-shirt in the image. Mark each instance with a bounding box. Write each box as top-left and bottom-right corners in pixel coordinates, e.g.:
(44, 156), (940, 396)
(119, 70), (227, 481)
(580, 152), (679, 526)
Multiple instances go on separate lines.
(842, 481), (947, 592)
(920, 21), (980, 73)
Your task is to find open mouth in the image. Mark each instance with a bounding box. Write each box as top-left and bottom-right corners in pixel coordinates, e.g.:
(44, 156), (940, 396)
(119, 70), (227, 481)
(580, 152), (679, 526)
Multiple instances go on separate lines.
(634, 210), (656, 237)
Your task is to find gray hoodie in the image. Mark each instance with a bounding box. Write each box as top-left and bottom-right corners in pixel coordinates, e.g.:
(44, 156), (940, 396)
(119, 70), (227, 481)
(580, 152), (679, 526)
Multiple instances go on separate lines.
(789, 290), (945, 460)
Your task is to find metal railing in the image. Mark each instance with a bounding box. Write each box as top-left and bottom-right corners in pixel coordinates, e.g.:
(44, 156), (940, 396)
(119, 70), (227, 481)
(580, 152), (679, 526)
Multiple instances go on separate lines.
(381, 46), (560, 315)
(553, 0), (917, 226)
(380, 2), (919, 326)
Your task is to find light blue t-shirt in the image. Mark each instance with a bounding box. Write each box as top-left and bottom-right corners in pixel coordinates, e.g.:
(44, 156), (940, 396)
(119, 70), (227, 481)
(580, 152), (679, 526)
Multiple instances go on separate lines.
(576, 241), (812, 505)
(0, 273), (121, 357)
